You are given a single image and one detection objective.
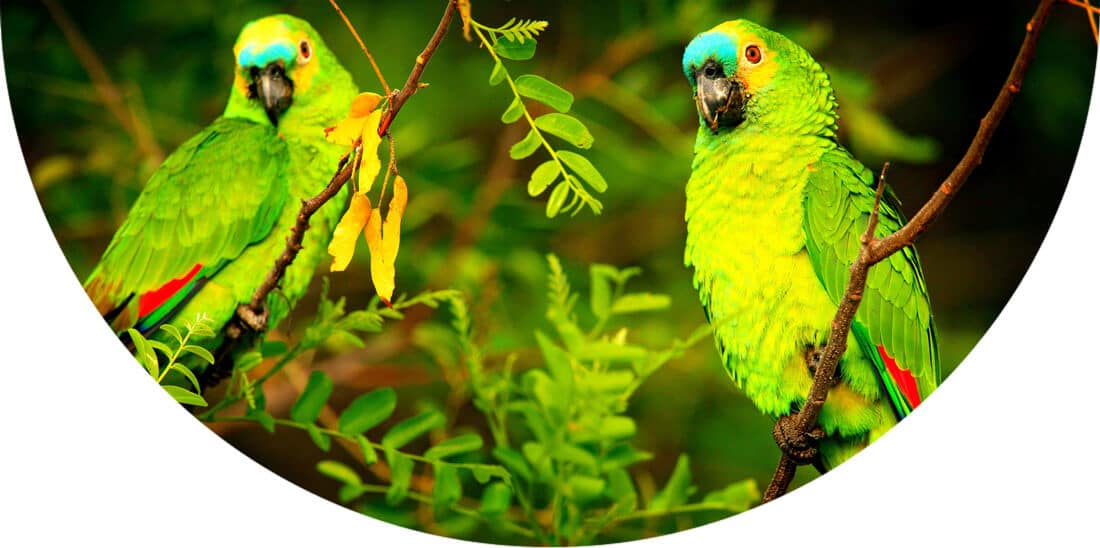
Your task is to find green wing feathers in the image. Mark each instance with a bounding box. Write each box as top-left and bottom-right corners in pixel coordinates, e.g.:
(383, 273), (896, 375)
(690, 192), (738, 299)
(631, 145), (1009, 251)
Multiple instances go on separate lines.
(802, 148), (940, 414)
(84, 117), (290, 328)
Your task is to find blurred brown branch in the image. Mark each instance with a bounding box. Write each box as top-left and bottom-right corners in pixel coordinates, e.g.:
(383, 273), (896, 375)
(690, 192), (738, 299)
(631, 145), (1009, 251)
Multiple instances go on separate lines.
(764, 0), (1060, 503)
(199, 0), (458, 393)
(41, 0), (164, 164)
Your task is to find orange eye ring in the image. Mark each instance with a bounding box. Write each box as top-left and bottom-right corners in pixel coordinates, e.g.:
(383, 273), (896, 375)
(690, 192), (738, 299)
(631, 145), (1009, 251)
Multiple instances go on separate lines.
(745, 45), (762, 64)
(298, 39), (312, 63)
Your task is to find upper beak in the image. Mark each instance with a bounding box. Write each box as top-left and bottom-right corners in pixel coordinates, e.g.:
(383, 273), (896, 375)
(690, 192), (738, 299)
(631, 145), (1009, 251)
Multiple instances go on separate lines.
(252, 62), (293, 125)
(695, 69), (744, 133)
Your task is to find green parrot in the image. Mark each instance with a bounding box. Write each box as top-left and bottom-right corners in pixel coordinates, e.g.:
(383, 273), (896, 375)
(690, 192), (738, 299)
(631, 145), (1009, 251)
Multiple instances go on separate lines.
(84, 15), (358, 353)
(681, 20), (940, 470)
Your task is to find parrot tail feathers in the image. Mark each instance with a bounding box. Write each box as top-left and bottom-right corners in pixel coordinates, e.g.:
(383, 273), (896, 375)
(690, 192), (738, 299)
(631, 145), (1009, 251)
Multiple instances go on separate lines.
(850, 321), (918, 421)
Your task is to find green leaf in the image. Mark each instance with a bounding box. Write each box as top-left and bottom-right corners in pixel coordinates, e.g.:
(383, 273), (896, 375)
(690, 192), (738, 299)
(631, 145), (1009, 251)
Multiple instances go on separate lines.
(527, 160), (558, 197)
(545, 181), (570, 218)
(247, 408), (276, 433)
(601, 445), (653, 472)
(534, 331), (573, 389)
(605, 468), (638, 514)
(509, 129), (542, 160)
(702, 479), (761, 512)
(290, 371), (333, 424)
(494, 36), (536, 61)
(492, 447), (533, 482)
(575, 341), (647, 363)
(480, 482), (512, 516)
(566, 475), (606, 502)
(356, 435), (378, 465)
(385, 449), (414, 506)
(317, 460), (361, 486)
(535, 114), (593, 149)
(163, 385), (206, 407)
(489, 60), (506, 86)
(236, 351), (263, 373)
(558, 151), (606, 191)
(553, 444), (598, 474)
(515, 74), (573, 112)
(181, 344), (215, 365)
(159, 324), (183, 345)
(338, 387), (397, 435)
(501, 97), (524, 124)
(261, 340), (289, 357)
(147, 340), (173, 359)
(648, 454), (695, 511)
(611, 293), (672, 314)
(598, 416), (636, 440)
(432, 463), (462, 509)
(589, 264), (617, 319)
(425, 434), (484, 461)
(306, 424), (331, 452)
(128, 329), (157, 377)
(169, 363), (202, 392)
(382, 410), (445, 450)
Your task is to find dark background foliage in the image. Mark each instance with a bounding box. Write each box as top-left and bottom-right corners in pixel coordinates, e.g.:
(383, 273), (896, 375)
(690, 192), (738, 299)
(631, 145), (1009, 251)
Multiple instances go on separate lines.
(2, 0), (1094, 540)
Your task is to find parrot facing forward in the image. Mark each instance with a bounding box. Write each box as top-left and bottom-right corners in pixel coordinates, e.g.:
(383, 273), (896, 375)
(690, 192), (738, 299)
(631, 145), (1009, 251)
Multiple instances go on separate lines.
(84, 15), (358, 354)
(681, 20), (940, 470)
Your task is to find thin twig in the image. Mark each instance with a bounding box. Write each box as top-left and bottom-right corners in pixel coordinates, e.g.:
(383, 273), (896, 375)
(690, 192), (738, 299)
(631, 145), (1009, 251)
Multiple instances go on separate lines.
(377, 0), (457, 136)
(202, 1), (458, 393)
(764, 0), (1060, 502)
(328, 0), (391, 93)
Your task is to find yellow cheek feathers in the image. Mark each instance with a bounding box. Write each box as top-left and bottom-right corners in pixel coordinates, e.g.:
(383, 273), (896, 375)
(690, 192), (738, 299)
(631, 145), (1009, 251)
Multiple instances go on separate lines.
(231, 21), (319, 97)
(732, 30), (778, 95)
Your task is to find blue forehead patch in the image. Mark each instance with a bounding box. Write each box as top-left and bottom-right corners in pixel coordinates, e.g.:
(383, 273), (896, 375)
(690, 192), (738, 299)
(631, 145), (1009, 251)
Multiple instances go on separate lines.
(682, 31), (740, 81)
(237, 41), (296, 69)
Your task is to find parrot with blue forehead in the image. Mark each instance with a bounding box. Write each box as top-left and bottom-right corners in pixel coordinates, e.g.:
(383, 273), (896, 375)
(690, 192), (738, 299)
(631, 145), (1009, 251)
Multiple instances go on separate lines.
(84, 14), (358, 354)
(681, 20), (940, 470)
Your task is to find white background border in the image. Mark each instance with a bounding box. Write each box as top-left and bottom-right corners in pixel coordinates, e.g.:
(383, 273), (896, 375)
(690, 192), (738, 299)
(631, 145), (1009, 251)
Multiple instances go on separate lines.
(1, 20), (1098, 548)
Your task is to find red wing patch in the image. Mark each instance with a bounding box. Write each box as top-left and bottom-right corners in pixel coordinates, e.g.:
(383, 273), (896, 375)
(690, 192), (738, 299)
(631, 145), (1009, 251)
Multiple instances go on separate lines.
(878, 345), (922, 409)
(137, 263), (203, 318)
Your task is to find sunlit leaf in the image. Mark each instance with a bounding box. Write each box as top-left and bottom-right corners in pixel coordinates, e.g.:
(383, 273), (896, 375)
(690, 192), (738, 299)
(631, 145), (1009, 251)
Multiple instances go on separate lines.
(306, 424), (332, 452)
(535, 114), (593, 149)
(382, 410), (445, 450)
(558, 151), (606, 191)
(648, 454), (695, 511)
(163, 385), (206, 407)
(385, 449), (414, 506)
(494, 36), (536, 61)
(702, 479), (761, 512)
(290, 370), (333, 424)
(545, 182), (570, 218)
(489, 60), (505, 86)
(515, 74), (574, 112)
(432, 463), (462, 509)
(502, 97), (524, 123)
(317, 460), (362, 486)
(338, 387), (397, 435)
(424, 434), (484, 461)
(364, 177), (408, 306)
(509, 129), (542, 160)
(527, 160), (558, 196)
(328, 194), (372, 272)
(480, 482), (512, 516)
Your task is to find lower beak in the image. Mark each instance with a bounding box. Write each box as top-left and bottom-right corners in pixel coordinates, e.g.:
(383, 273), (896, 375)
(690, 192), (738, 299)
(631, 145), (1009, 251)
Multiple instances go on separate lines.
(253, 62), (293, 125)
(695, 73), (744, 133)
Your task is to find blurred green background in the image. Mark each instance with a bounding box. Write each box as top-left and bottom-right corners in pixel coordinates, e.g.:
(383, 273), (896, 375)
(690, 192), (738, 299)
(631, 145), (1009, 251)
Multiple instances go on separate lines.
(3, 0), (1095, 540)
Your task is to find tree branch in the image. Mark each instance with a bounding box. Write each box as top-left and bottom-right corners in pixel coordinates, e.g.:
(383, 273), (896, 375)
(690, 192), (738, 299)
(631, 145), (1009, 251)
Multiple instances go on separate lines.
(764, 0), (1060, 502)
(377, 0), (457, 136)
(199, 0), (457, 393)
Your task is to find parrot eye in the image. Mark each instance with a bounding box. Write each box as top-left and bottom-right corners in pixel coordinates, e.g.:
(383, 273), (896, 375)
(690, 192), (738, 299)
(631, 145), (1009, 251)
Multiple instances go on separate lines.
(745, 45), (762, 64)
(298, 39), (312, 63)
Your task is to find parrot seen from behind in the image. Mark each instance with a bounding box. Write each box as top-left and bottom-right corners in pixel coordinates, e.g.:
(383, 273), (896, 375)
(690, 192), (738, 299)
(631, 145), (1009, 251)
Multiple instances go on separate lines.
(83, 14), (358, 363)
(681, 20), (940, 470)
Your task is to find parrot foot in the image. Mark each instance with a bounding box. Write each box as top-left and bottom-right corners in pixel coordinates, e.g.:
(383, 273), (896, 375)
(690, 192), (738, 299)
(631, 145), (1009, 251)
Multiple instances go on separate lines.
(236, 304), (269, 333)
(773, 414), (824, 465)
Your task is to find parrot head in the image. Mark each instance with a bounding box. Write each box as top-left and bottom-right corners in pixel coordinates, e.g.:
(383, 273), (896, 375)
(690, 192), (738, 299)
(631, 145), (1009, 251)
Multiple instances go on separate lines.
(682, 20), (838, 137)
(230, 14), (351, 127)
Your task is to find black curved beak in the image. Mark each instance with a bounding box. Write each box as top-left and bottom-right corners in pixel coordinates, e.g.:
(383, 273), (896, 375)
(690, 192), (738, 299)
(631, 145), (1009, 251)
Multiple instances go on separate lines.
(694, 60), (744, 134)
(250, 62), (293, 126)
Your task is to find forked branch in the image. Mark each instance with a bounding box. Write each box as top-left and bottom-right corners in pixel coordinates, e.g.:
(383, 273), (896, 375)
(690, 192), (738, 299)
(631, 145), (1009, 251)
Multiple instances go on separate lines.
(764, 0), (1061, 502)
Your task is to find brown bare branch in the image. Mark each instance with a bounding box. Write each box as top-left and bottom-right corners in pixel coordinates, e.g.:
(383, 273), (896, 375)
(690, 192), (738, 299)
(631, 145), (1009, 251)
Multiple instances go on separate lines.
(764, 0), (1060, 502)
(200, 0), (457, 393)
(377, 0), (457, 136)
